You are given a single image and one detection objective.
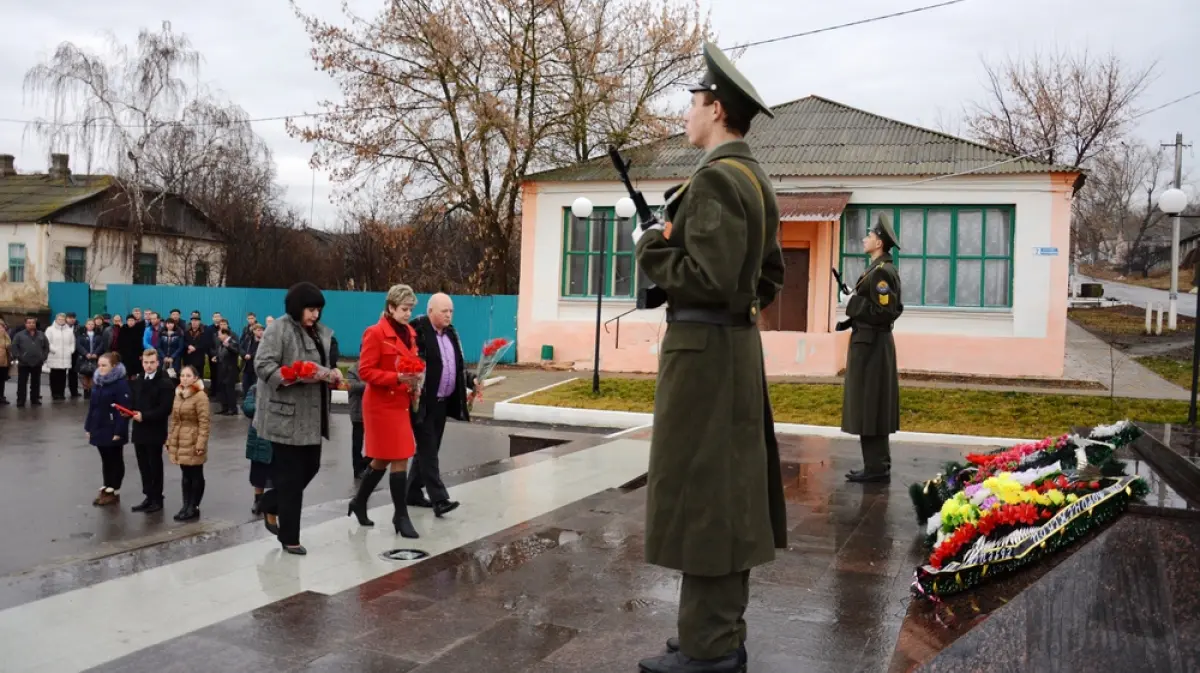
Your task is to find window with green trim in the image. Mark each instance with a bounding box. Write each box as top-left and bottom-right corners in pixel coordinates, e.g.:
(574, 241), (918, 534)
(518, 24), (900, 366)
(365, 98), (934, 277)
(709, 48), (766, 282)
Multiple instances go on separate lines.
(134, 253), (158, 285)
(64, 246), (87, 283)
(840, 206), (1014, 308)
(560, 207), (642, 299)
(194, 261), (210, 287)
(8, 243), (26, 283)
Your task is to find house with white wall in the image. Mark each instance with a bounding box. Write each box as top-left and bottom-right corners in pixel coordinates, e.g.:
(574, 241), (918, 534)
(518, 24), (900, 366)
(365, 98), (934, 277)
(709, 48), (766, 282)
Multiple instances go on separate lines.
(516, 96), (1082, 379)
(0, 153), (224, 313)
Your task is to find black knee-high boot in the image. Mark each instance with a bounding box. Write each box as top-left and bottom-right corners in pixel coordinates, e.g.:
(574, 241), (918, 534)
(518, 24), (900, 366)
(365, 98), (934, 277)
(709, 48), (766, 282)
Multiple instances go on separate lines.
(191, 472), (205, 514)
(173, 471), (192, 521)
(389, 471), (419, 538)
(348, 468), (386, 526)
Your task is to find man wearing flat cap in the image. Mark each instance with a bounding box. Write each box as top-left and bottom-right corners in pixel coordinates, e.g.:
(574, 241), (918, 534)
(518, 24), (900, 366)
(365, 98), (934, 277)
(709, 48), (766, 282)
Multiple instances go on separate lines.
(836, 213), (904, 483)
(633, 41), (787, 673)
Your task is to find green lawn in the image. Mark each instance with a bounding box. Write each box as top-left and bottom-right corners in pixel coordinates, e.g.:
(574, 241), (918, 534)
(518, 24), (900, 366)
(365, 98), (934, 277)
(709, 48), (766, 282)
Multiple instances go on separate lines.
(1136, 356), (1194, 389)
(520, 378), (1188, 438)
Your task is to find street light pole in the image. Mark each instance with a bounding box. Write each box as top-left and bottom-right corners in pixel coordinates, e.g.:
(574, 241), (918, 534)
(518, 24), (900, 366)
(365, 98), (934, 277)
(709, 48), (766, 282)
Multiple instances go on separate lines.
(593, 214), (605, 395)
(1166, 133), (1186, 330)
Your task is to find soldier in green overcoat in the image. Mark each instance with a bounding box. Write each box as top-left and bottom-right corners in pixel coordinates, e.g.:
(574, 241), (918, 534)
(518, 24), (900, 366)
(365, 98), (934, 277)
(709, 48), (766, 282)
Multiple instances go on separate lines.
(836, 214), (904, 483)
(632, 41), (787, 673)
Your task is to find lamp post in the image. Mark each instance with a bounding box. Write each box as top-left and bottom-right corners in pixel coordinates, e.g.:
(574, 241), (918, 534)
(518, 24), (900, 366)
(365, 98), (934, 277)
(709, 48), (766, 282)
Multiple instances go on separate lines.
(573, 196), (637, 395)
(1160, 188), (1194, 421)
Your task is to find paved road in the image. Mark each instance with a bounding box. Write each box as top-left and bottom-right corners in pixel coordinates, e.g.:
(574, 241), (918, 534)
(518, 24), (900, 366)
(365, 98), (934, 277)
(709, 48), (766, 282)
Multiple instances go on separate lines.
(1080, 275), (1198, 317)
(0, 383), (601, 577)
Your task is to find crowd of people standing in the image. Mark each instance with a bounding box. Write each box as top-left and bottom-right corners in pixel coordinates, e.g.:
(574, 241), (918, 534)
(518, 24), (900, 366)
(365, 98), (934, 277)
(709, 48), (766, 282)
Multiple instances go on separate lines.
(2, 282), (480, 558)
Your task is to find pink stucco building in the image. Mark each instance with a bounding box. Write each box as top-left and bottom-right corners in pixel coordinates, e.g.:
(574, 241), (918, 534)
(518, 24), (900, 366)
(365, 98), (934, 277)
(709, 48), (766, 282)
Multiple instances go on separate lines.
(516, 96), (1081, 379)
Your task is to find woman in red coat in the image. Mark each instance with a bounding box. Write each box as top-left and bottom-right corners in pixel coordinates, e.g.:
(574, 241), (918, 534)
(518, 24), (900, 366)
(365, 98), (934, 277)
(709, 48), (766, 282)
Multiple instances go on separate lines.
(347, 284), (424, 538)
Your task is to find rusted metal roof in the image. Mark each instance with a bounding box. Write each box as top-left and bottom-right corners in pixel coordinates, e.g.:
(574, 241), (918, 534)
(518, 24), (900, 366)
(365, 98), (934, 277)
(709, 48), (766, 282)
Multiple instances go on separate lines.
(777, 191), (852, 221)
(0, 174), (113, 223)
(527, 95), (1077, 183)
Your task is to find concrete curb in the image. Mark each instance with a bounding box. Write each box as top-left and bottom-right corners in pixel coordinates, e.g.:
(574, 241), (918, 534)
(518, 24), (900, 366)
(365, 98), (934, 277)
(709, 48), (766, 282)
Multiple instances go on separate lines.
(330, 375), (507, 405)
(493, 382), (1032, 448)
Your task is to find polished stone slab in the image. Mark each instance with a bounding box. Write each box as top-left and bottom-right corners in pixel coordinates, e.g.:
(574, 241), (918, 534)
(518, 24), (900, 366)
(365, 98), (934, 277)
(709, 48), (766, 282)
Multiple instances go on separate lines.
(917, 514), (1200, 673)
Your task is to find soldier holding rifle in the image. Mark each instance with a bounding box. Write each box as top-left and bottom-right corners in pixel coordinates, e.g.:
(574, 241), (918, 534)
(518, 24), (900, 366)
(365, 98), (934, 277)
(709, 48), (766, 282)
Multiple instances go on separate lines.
(835, 214), (904, 483)
(621, 41), (787, 673)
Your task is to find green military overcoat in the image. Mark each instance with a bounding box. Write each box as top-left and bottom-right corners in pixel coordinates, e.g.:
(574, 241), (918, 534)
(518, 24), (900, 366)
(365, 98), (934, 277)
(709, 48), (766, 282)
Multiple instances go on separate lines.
(635, 140), (788, 577)
(840, 254), (903, 436)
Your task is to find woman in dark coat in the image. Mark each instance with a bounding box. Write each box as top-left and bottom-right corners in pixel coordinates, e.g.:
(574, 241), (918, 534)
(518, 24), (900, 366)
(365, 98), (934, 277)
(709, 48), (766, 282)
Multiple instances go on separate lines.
(75, 318), (106, 397)
(85, 352), (132, 506)
(158, 319), (186, 378)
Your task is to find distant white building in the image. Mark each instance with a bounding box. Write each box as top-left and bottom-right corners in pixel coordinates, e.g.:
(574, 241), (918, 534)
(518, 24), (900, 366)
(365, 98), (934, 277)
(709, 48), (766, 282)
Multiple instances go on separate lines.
(0, 153), (224, 313)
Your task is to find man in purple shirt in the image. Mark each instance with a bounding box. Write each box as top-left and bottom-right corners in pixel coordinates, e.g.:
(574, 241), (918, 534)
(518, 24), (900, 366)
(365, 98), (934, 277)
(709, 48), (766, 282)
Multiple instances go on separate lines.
(407, 293), (478, 517)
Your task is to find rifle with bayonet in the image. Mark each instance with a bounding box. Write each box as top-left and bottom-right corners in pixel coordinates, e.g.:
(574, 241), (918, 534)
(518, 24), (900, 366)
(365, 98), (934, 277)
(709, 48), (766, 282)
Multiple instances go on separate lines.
(608, 146), (667, 309)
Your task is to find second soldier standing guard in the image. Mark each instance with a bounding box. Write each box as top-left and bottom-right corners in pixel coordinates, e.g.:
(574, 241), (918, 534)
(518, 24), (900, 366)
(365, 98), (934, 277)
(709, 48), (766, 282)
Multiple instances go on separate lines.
(632, 41), (787, 673)
(837, 214), (904, 483)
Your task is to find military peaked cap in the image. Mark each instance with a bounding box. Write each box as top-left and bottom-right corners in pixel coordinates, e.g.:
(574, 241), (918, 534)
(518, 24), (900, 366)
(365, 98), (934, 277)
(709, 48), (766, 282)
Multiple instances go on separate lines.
(687, 41), (774, 120)
(872, 213), (901, 250)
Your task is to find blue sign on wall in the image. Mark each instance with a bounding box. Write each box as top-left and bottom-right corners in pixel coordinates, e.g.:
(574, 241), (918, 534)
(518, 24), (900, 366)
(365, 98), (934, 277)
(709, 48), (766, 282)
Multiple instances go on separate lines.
(1033, 247), (1059, 256)
(49, 283), (517, 361)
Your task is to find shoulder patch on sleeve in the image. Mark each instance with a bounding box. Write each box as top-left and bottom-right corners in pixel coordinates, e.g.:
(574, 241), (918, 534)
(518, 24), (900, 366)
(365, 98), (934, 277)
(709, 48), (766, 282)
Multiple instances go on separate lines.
(875, 280), (890, 295)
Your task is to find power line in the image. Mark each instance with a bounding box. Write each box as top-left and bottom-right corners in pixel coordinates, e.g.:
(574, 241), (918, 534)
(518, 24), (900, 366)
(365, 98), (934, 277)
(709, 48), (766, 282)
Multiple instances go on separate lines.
(0, 0), (973, 130)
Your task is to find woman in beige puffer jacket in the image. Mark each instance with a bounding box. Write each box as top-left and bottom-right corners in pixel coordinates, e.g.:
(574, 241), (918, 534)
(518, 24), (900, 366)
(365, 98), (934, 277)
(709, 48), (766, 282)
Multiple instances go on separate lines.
(166, 365), (211, 522)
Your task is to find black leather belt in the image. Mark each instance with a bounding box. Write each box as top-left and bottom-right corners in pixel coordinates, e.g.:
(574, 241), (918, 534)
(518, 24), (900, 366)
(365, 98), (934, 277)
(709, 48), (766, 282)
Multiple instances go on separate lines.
(854, 323), (893, 333)
(666, 307), (754, 326)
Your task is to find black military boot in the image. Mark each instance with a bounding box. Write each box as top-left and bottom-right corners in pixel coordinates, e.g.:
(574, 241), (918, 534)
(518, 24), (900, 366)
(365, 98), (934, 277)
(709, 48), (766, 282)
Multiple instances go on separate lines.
(390, 471), (419, 538)
(638, 650), (744, 673)
(665, 638), (746, 665)
(846, 469), (890, 483)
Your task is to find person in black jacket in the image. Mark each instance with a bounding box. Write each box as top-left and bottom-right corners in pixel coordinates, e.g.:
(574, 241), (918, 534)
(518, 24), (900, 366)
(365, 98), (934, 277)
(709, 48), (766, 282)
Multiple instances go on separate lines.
(116, 315), (145, 379)
(212, 326), (242, 415)
(129, 349), (176, 513)
(182, 316), (210, 382)
(407, 294), (478, 517)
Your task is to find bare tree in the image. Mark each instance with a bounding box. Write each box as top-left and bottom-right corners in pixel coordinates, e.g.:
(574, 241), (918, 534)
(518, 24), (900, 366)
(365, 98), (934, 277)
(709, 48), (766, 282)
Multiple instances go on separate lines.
(966, 49), (1155, 168)
(288, 0), (710, 294)
(23, 22), (202, 273)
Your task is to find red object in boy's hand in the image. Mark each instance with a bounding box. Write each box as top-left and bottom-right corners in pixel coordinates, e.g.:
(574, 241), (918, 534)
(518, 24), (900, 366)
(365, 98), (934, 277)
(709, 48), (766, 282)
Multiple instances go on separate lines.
(112, 403), (137, 418)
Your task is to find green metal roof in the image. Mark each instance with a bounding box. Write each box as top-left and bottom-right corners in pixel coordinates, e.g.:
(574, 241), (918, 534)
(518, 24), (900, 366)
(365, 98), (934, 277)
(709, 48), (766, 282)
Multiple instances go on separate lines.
(527, 95), (1075, 182)
(0, 173), (114, 223)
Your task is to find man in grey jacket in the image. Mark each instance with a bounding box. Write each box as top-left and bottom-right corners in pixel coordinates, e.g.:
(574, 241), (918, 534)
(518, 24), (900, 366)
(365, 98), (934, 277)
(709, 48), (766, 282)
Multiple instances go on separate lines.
(253, 282), (342, 556)
(11, 316), (49, 407)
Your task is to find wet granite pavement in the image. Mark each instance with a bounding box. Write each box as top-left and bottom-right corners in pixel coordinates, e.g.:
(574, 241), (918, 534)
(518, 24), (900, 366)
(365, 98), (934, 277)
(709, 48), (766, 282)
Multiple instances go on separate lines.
(85, 433), (979, 672)
(0, 385), (607, 578)
(8, 419), (1197, 672)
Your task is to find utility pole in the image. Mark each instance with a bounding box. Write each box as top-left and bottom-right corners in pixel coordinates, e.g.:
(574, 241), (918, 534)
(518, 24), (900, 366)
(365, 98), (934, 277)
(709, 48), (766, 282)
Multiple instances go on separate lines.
(1164, 132), (1188, 329)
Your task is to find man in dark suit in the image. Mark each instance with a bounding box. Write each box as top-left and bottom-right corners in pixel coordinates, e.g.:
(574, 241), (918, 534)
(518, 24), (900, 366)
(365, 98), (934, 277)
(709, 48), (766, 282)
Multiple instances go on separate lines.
(408, 293), (477, 517)
(129, 348), (176, 513)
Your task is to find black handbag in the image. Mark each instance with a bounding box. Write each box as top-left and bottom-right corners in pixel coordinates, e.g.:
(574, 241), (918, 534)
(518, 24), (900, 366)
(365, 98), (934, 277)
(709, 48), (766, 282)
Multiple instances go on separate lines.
(78, 360), (97, 377)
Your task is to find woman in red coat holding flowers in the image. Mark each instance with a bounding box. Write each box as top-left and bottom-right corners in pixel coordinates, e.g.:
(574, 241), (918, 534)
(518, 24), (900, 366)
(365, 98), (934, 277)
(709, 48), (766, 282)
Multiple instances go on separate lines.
(347, 284), (425, 538)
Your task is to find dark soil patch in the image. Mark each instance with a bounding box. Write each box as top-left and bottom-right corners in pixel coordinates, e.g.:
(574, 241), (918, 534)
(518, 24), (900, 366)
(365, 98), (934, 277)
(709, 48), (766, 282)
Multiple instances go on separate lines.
(1069, 305), (1195, 350)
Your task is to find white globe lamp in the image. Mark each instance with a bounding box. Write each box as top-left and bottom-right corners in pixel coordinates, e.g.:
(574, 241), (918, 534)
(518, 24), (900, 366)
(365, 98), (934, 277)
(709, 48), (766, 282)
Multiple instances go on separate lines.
(571, 197), (594, 219)
(1160, 188), (1188, 215)
(615, 197), (637, 220)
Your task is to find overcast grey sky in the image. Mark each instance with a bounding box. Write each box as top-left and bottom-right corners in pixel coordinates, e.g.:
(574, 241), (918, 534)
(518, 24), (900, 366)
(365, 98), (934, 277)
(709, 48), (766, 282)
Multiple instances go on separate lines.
(1, 0), (1196, 227)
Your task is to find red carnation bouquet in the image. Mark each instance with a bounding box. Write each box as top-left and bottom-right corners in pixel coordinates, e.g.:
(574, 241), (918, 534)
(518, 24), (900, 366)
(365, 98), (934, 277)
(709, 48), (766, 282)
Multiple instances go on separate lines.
(279, 360), (345, 389)
(396, 353), (426, 411)
(469, 337), (513, 410)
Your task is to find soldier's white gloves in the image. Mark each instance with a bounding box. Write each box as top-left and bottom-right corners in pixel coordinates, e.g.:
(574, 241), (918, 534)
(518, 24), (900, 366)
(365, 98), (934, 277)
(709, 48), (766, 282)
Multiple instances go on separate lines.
(838, 289), (853, 304)
(630, 223), (664, 247)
